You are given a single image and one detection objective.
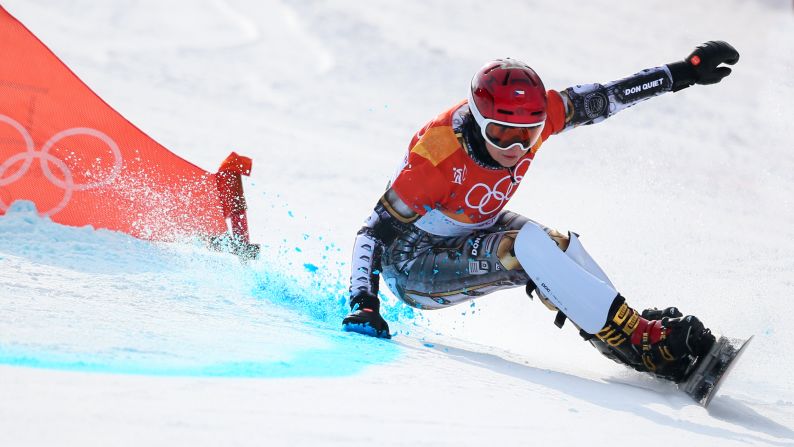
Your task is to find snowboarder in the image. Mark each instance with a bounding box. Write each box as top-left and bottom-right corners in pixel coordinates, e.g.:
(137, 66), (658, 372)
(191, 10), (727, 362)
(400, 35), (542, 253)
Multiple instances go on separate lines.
(343, 41), (740, 384)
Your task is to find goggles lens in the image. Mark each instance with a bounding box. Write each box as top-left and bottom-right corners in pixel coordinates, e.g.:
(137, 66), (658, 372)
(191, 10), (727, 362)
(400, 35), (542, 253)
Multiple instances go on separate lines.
(483, 121), (544, 151)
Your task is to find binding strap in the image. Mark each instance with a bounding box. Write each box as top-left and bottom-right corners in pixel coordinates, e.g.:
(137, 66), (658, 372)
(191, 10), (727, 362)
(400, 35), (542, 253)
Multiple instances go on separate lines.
(595, 300), (641, 348)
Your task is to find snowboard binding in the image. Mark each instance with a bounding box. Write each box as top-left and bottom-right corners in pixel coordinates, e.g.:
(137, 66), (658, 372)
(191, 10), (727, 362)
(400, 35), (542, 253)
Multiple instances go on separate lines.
(589, 297), (716, 383)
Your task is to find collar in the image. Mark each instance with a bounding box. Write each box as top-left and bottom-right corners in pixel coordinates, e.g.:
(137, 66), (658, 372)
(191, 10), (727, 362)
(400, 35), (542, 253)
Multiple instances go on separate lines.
(460, 113), (503, 170)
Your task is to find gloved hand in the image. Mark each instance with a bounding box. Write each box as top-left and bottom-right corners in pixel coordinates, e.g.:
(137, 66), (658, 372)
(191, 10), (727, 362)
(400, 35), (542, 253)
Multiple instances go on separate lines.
(342, 291), (391, 339)
(668, 41), (740, 91)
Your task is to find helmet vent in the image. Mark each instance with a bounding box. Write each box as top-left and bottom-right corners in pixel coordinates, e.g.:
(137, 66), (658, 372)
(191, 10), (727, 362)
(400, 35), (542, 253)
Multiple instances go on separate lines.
(497, 109), (514, 115)
(502, 71), (511, 86)
(526, 73), (538, 87)
(531, 111), (544, 116)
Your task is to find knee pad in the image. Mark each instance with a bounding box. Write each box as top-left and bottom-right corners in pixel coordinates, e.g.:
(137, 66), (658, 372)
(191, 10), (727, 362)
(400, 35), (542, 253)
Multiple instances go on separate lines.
(515, 222), (618, 334)
(564, 232), (614, 288)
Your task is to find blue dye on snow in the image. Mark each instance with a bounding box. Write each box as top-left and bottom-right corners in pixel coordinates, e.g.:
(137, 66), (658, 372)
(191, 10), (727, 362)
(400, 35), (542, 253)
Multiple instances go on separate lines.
(0, 331), (398, 378)
(0, 202), (402, 378)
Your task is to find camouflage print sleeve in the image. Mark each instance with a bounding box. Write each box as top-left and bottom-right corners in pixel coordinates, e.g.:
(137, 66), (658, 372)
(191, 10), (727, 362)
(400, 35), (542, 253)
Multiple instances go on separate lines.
(559, 66), (674, 130)
(348, 189), (418, 300)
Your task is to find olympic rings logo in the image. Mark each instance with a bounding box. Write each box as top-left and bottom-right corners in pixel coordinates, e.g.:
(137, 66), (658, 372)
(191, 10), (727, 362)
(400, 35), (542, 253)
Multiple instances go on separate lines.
(0, 114), (123, 216)
(464, 158), (531, 215)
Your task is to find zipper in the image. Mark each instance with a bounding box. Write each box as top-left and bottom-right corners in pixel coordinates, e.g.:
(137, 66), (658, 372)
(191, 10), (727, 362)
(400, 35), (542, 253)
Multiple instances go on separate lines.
(508, 166), (517, 184)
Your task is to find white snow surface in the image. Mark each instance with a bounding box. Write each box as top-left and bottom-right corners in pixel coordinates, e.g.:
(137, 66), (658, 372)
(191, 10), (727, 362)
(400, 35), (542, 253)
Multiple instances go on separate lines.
(1, 0), (794, 445)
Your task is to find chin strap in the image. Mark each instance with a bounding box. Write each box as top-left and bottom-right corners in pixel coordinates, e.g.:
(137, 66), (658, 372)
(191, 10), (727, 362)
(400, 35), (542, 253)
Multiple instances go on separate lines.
(461, 113), (502, 169)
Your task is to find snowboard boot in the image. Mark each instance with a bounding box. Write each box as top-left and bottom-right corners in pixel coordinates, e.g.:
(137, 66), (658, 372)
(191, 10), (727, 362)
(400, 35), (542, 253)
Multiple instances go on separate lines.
(342, 291), (391, 339)
(588, 296), (715, 382)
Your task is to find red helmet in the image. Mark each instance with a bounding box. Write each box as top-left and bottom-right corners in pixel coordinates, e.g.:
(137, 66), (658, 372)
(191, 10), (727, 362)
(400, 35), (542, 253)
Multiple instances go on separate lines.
(469, 58), (547, 125)
(468, 58), (547, 151)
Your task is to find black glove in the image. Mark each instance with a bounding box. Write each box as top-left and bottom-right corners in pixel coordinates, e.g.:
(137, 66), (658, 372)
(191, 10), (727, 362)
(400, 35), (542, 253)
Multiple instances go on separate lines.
(342, 291), (391, 339)
(667, 41), (740, 91)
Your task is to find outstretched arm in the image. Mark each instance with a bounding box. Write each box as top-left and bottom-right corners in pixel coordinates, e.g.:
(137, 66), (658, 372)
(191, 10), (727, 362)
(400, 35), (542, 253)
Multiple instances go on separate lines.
(559, 41), (739, 130)
(344, 189), (418, 338)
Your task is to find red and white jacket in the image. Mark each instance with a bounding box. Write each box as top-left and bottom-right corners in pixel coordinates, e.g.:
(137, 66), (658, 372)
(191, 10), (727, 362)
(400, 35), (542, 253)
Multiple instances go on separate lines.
(389, 93), (567, 236)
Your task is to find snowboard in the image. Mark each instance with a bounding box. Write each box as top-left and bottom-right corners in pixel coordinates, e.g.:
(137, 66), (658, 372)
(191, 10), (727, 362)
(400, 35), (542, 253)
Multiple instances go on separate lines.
(679, 335), (753, 407)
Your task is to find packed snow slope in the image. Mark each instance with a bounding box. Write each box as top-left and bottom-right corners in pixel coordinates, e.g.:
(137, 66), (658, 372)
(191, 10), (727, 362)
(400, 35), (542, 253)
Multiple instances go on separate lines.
(1, 0), (793, 445)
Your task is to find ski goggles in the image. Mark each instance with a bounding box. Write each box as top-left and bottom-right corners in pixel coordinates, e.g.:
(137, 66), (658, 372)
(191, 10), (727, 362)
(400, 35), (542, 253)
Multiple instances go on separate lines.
(481, 120), (544, 152)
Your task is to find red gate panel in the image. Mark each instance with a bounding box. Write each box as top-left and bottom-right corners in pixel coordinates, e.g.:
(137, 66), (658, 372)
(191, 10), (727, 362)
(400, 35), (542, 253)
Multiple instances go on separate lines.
(0, 6), (255, 253)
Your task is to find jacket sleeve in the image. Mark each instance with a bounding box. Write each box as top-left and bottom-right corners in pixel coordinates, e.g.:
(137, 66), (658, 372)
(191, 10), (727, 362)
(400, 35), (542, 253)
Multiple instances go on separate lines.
(388, 145), (451, 216)
(539, 90), (568, 139)
(349, 211), (385, 300)
(556, 65), (677, 131)
(348, 189), (418, 301)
